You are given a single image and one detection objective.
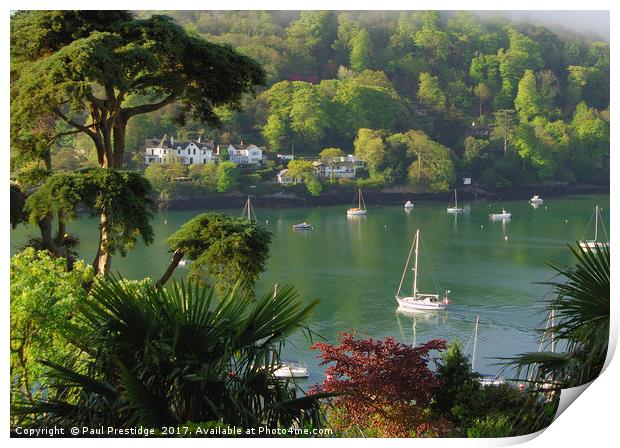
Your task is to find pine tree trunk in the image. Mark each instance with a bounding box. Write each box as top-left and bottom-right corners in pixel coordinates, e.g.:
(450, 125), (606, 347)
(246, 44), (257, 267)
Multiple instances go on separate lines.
(112, 120), (126, 169)
(156, 249), (184, 288)
(93, 207), (112, 276)
(55, 210), (66, 245)
(38, 213), (58, 254)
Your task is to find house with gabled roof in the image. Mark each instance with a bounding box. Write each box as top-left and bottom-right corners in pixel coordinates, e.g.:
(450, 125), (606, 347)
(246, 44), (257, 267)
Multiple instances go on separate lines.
(144, 135), (218, 166)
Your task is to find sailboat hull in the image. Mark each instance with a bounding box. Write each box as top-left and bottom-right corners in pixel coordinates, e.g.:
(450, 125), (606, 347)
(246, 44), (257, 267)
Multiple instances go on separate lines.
(396, 295), (449, 311)
(446, 208), (464, 213)
(347, 209), (367, 215)
(579, 240), (609, 250)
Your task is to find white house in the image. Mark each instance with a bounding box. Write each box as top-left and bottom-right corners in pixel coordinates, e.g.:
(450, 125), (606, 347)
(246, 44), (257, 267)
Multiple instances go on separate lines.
(218, 143), (265, 166)
(276, 169), (298, 185)
(313, 155), (364, 179)
(144, 135), (218, 166)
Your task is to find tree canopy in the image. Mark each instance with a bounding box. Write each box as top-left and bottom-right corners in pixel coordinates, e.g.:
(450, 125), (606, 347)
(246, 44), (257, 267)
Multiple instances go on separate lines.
(160, 213), (272, 290)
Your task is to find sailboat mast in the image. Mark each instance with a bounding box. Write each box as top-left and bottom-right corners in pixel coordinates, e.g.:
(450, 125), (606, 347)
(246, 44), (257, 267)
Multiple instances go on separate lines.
(358, 188), (361, 209)
(595, 205), (599, 241)
(454, 189), (458, 208)
(472, 315), (480, 371)
(550, 309), (555, 353)
(412, 230), (420, 298)
(397, 233), (416, 297)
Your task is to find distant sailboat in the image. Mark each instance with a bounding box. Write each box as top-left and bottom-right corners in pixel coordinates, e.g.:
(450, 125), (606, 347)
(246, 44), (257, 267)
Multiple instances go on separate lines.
(347, 188), (367, 216)
(241, 196), (257, 221)
(579, 205), (609, 250)
(404, 200), (415, 209)
(395, 229), (451, 311)
(466, 316), (504, 386)
(446, 189), (464, 214)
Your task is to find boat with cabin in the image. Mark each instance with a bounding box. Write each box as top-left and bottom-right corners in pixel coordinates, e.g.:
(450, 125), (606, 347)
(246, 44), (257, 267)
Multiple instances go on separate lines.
(292, 222), (312, 230)
(404, 200), (415, 209)
(273, 361), (309, 379)
(489, 210), (512, 220)
(395, 229), (451, 311)
(530, 195), (544, 204)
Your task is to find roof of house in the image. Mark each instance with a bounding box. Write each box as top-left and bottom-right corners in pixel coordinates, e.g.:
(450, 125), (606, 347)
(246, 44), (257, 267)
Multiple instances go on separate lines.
(277, 169), (289, 176)
(229, 143), (261, 151)
(145, 136), (214, 149)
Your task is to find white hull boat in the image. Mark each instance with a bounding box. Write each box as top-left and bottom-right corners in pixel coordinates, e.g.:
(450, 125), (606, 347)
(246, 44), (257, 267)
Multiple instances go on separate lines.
(489, 210), (511, 220)
(446, 189), (464, 214)
(273, 362), (309, 379)
(404, 200), (414, 209)
(346, 209), (367, 216)
(347, 188), (368, 216)
(396, 294), (450, 311)
(292, 222), (312, 230)
(530, 195), (544, 204)
(395, 229), (451, 312)
(579, 240), (608, 249)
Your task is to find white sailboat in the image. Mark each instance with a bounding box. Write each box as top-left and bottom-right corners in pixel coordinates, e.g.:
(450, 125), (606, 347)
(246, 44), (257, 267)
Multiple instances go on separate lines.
(579, 205), (609, 250)
(446, 189), (464, 214)
(467, 316), (504, 386)
(241, 196), (257, 221)
(346, 188), (367, 216)
(404, 200), (415, 209)
(395, 229), (451, 311)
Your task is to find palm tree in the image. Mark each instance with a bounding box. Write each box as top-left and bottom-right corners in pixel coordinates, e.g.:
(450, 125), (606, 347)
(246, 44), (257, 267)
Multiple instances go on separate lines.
(505, 243), (609, 434)
(15, 277), (327, 430)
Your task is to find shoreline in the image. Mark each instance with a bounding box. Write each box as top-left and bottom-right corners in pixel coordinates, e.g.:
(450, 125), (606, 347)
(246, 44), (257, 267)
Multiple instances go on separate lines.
(159, 183), (609, 211)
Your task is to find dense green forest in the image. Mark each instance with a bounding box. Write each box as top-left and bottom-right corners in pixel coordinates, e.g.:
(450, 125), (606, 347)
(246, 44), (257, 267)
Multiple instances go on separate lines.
(51, 11), (610, 190)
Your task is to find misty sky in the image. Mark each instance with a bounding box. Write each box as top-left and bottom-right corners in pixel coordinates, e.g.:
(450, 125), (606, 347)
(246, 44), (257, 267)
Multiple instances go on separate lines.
(475, 10), (610, 42)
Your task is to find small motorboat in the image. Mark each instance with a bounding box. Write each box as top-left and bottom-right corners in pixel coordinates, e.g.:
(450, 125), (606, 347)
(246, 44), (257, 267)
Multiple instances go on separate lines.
(273, 361), (309, 379)
(404, 200), (414, 209)
(479, 374), (506, 387)
(530, 195), (544, 204)
(292, 222), (312, 230)
(489, 210), (512, 220)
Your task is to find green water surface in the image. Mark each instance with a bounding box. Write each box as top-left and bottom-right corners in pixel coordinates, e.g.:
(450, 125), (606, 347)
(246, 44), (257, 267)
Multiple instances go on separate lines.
(11, 194), (610, 383)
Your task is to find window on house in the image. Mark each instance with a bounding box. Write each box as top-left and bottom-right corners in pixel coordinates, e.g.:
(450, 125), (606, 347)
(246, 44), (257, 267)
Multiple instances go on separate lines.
(193, 148), (196, 155)
(178, 149), (180, 155)
(203, 159), (206, 163)
(190, 157), (193, 164)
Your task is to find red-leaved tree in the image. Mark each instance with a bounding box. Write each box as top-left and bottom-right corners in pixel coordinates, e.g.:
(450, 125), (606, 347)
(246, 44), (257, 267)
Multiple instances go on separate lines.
(311, 331), (451, 437)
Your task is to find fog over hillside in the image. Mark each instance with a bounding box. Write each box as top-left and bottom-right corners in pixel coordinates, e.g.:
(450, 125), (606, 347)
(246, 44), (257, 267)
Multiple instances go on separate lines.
(473, 10), (610, 42)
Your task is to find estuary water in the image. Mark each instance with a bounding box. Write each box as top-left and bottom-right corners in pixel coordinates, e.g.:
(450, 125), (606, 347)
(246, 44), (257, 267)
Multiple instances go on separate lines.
(11, 194), (610, 384)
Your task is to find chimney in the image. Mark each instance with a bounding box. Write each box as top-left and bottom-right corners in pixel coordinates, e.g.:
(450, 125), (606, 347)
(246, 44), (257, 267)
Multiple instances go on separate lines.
(198, 136), (201, 144)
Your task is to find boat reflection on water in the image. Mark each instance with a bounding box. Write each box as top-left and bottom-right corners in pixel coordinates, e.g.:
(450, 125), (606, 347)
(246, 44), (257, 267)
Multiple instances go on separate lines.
(395, 308), (448, 348)
(346, 214), (368, 223)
